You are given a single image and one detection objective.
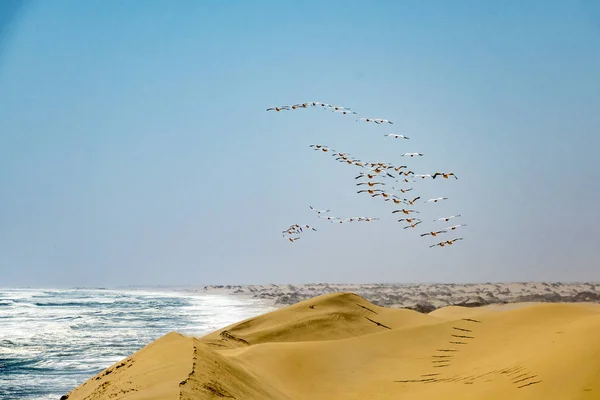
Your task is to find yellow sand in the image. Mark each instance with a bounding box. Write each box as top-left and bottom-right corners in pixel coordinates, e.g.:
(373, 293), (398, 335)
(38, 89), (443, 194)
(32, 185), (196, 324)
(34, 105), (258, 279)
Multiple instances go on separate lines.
(66, 293), (600, 400)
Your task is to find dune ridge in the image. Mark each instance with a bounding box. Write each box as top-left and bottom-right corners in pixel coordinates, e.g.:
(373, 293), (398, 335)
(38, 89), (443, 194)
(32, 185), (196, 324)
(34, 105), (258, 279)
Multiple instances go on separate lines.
(64, 292), (600, 400)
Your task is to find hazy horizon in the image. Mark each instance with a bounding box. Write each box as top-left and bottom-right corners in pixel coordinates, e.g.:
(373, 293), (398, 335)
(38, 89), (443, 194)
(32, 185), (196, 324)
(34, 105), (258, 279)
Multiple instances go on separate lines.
(1, 0), (599, 287)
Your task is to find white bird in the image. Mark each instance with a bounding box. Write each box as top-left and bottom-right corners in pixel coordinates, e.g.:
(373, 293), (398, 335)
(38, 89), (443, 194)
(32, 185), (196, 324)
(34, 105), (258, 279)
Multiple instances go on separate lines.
(290, 103), (309, 109)
(319, 215), (341, 222)
(309, 206), (330, 214)
(266, 106), (290, 112)
(426, 197), (449, 203)
(445, 224), (467, 231)
(374, 118), (393, 124)
(434, 215), (462, 223)
(309, 144), (335, 153)
(414, 174), (433, 179)
(360, 217), (380, 222)
(358, 117), (376, 123)
(401, 152), (423, 157)
(384, 134), (409, 139)
(333, 109), (357, 115)
(391, 187), (413, 193)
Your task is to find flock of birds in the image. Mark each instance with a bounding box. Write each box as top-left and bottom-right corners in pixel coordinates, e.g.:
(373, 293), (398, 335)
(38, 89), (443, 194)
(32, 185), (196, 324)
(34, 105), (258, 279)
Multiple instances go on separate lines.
(267, 102), (466, 248)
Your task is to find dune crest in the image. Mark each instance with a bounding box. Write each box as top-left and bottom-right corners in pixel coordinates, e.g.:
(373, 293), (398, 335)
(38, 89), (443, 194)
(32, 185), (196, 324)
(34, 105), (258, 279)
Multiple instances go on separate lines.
(65, 293), (600, 400)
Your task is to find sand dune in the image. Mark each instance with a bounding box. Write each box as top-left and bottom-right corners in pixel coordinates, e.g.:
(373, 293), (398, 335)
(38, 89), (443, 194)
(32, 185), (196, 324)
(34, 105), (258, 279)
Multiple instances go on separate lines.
(65, 292), (600, 400)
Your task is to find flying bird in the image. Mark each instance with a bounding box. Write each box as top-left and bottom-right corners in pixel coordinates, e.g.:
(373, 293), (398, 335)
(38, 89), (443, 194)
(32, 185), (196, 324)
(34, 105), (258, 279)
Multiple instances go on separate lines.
(371, 192), (393, 199)
(333, 109), (357, 115)
(374, 118), (393, 124)
(403, 221), (422, 229)
(429, 241), (446, 248)
(421, 230), (448, 237)
(319, 215), (341, 222)
(392, 209), (420, 215)
(398, 218), (421, 223)
(432, 172), (458, 179)
(391, 187), (413, 193)
(445, 224), (467, 231)
(384, 134), (409, 139)
(309, 206), (330, 214)
(405, 196), (421, 205)
(445, 237), (464, 245)
(414, 174), (433, 179)
(358, 189), (383, 195)
(401, 153), (424, 157)
(290, 103), (309, 109)
(267, 106), (290, 112)
(426, 197), (449, 203)
(384, 197), (407, 205)
(434, 215), (462, 222)
(357, 181), (385, 187)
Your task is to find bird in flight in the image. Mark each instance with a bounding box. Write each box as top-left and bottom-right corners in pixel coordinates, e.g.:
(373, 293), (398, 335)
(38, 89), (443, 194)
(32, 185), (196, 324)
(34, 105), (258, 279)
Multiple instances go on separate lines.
(426, 197), (449, 203)
(355, 172), (381, 180)
(357, 181), (385, 187)
(432, 172), (458, 180)
(374, 118), (393, 124)
(384, 197), (407, 205)
(319, 215), (340, 222)
(398, 217), (420, 224)
(391, 187), (413, 193)
(445, 224), (467, 231)
(445, 237), (464, 245)
(414, 174), (433, 179)
(333, 109), (357, 115)
(392, 209), (420, 215)
(401, 152), (424, 157)
(421, 230), (448, 237)
(405, 196), (421, 205)
(310, 144), (335, 153)
(371, 192), (393, 199)
(266, 106), (290, 112)
(403, 221), (422, 229)
(384, 134), (409, 139)
(434, 215), (462, 222)
(357, 189), (383, 195)
(309, 206), (330, 214)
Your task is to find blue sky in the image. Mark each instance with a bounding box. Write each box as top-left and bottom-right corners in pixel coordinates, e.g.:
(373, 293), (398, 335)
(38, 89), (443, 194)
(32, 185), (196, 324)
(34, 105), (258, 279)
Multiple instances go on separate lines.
(1, 0), (599, 287)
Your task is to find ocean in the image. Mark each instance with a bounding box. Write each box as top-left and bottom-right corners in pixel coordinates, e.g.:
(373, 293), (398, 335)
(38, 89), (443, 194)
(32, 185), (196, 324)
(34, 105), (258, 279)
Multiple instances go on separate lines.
(0, 288), (275, 400)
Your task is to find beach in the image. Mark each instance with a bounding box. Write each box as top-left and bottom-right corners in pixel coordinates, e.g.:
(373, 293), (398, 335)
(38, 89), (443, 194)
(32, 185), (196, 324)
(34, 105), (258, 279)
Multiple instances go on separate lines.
(62, 283), (600, 400)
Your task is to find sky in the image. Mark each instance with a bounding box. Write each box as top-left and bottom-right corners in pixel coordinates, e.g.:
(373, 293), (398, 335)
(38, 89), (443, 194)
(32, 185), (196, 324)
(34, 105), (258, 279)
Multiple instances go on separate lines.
(1, 0), (599, 288)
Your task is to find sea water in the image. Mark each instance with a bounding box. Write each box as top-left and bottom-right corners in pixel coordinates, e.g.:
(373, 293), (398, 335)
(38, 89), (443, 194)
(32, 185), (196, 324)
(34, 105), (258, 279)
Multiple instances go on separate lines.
(0, 288), (275, 400)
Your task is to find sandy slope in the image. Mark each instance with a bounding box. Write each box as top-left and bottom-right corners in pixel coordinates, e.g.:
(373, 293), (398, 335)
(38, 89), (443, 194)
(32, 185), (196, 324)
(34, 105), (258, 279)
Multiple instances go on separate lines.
(65, 292), (600, 400)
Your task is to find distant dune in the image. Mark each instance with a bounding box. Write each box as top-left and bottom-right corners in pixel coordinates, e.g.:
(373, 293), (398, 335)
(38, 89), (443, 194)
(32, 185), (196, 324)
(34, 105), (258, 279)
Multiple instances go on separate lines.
(195, 281), (600, 311)
(64, 292), (600, 400)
